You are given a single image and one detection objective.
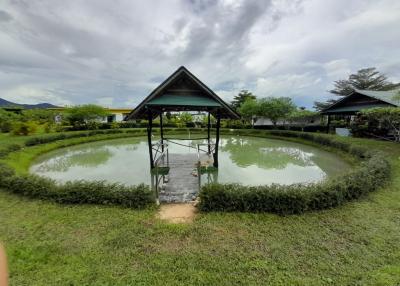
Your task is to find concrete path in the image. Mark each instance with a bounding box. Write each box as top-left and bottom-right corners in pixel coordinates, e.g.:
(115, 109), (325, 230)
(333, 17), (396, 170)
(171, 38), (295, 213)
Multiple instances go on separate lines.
(159, 153), (199, 203)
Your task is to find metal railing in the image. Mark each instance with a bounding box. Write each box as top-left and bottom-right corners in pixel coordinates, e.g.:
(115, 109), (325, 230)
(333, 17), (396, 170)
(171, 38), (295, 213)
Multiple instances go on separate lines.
(196, 142), (216, 161)
(151, 141), (169, 204)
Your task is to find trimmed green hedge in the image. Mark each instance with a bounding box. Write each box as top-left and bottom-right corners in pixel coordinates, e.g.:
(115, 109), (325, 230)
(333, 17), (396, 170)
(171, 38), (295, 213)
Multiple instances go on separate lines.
(0, 143), (22, 159)
(0, 163), (154, 208)
(199, 130), (391, 215)
(24, 129), (127, 146)
(0, 129), (392, 213)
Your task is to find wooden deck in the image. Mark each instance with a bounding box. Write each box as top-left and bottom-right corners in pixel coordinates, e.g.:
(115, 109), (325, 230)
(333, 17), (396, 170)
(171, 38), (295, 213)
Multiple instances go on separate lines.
(158, 153), (213, 203)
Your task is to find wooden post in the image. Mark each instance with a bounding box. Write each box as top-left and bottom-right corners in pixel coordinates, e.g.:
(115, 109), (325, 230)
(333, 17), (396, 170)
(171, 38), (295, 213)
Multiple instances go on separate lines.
(160, 111), (164, 153)
(207, 112), (211, 154)
(213, 111), (221, 168)
(326, 114), (331, 134)
(147, 110), (154, 169)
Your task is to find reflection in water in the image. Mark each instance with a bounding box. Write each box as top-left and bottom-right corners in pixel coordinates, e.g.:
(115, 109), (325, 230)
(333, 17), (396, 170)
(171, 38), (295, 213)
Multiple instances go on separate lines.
(34, 148), (113, 172)
(222, 137), (316, 170)
(31, 136), (350, 187)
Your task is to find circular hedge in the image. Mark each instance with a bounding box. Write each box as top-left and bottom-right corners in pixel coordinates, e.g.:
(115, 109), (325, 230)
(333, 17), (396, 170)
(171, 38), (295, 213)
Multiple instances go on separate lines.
(199, 130), (391, 214)
(0, 129), (392, 214)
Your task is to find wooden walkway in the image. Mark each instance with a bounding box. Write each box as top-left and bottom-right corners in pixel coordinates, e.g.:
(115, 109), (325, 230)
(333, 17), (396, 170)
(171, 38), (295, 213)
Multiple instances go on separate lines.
(158, 153), (213, 203)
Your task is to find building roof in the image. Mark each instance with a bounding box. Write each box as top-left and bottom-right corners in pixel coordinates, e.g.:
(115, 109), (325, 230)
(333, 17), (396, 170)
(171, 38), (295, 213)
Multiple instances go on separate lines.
(353, 89), (400, 106)
(321, 89), (400, 114)
(125, 66), (240, 120)
(147, 94), (222, 107)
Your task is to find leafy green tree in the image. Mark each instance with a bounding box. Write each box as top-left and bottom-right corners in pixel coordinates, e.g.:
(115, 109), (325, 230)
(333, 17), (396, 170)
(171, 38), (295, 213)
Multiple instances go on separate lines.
(258, 97), (296, 127)
(0, 109), (21, 133)
(231, 90), (256, 110)
(202, 114), (216, 125)
(179, 112), (193, 124)
(65, 105), (109, 128)
(361, 107), (400, 142)
(238, 98), (259, 127)
(314, 67), (400, 111)
(11, 121), (38, 136)
(288, 109), (318, 131)
(21, 109), (56, 124)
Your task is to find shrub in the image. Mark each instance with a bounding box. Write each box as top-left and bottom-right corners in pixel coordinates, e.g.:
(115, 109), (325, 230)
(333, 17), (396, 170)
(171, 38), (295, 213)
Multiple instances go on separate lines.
(0, 144), (22, 159)
(0, 121), (13, 133)
(199, 131), (391, 215)
(24, 129), (127, 147)
(57, 181), (154, 208)
(0, 163), (15, 185)
(12, 121), (38, 136)
(0, 172), (155, 209)
(2, 174), (57, 199)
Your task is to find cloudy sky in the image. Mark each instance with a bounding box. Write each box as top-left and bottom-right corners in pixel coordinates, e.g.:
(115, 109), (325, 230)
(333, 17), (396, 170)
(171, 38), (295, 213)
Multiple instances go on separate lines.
(0, 0), (399, 109)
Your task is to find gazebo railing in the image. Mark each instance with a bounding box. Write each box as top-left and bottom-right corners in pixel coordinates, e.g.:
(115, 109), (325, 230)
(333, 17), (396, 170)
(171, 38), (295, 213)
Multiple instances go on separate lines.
(151, 141), (169, 204)
(152, 140), (169, 166)
(196, 142), (216, 160)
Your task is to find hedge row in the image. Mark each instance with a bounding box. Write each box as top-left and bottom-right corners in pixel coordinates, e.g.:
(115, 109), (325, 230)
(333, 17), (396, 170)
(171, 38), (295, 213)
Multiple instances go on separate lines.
(24, 129), (129, 146)
(199, 130), (391, 214)
(0, 163), (154, 208)
(0, 143), (22, 159)
(226, 129), (370, 159)
(23, 127), (204, 147)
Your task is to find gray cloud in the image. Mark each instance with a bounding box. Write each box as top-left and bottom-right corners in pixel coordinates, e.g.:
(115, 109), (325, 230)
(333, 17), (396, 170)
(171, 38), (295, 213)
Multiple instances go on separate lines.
(0, 0), (399, 108)
(0, 10), (13, 22)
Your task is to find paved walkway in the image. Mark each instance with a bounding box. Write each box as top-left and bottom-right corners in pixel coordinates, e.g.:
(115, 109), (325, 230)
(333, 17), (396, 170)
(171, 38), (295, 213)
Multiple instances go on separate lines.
(159, 153), (199, 203)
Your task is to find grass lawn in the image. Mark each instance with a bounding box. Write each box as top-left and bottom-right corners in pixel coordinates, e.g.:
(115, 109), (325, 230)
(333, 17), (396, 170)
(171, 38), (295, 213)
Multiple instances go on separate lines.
(1, 131), (400, 285)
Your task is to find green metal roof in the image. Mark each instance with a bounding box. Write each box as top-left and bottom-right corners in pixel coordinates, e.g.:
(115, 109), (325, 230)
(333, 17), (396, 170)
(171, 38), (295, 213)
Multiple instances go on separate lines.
(126, 66), (239, 119)
(146, 94), (222, 107)
(324, 103), (390, 114)
(354, 89), (400, 106)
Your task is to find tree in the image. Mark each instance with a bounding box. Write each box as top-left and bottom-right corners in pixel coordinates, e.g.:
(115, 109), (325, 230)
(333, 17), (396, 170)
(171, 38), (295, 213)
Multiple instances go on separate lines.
(287, 109), (318, 131)
(65, 105), (109, 127)
(361, 107), (400, 142)
(231, 90), (256, 110)
(314, 67), (400, 111)
(179, 112), (193, 123)
(331, 67), (400, 95)
(0, 109), (21, 133)
(238, 98), (259, 127)
(21, 109), (56, 124)
(313, 100), (336, 111)
(258, 97), (296, 127)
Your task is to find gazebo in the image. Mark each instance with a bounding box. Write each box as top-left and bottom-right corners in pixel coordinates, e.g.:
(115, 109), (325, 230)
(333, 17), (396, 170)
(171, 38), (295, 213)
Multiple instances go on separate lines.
(125, 66), (240, 170)
(321, 89), (399, 131)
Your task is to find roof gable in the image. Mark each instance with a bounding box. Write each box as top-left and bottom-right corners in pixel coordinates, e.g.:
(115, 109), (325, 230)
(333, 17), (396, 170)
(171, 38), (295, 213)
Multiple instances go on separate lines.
(126, 66), (240, 119)
(354, 89), (400, 106)
(321, 89), (399, 114)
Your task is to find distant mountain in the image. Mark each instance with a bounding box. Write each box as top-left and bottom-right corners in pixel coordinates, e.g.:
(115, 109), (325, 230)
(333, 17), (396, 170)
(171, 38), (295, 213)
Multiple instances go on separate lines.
(0, 98), (59, 109)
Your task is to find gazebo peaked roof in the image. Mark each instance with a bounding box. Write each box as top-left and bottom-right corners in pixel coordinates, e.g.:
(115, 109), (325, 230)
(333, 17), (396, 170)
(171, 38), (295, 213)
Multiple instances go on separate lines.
(126, 66), (240, 120)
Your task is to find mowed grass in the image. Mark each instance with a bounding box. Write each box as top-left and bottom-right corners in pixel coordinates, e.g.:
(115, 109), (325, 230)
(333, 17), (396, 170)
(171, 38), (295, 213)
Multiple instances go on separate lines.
(1, 132), (400, 285)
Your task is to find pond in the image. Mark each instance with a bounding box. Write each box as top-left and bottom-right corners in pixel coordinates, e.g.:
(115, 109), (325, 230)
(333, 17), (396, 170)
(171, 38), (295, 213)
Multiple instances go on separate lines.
(30, 135), (350, 187)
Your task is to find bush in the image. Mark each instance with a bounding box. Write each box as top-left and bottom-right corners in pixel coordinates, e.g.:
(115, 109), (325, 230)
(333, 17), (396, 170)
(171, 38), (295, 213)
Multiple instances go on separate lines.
(199, 130), (391, 215)
(0, 163), (15, 185)
(0, 144), (22, 159)
(199, 152), (390, 215)
(0, 121), (13, 133)
(12, 121), (38, 136)
(0, 173), (155, 209)
(57, 181), (153, 208)
(24, 129), (127, 147)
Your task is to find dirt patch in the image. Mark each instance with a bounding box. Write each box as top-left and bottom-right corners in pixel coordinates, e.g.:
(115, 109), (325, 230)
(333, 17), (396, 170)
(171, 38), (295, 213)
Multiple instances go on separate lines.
(158, 203), (197, 223)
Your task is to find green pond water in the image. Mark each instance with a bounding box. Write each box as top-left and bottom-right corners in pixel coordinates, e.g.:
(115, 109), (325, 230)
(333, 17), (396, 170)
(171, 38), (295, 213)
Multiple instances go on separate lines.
(30, 136), (350, 186)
